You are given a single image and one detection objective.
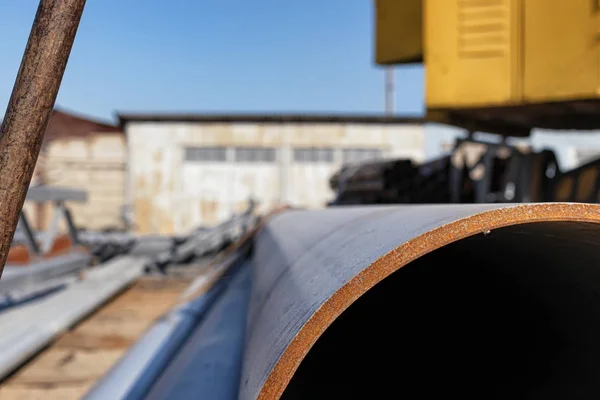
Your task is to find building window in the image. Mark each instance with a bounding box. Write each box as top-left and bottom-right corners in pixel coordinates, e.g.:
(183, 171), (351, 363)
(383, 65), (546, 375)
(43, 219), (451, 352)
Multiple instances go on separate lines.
(184, 146), (227, 162)
(235, 147), (277, 163)
(342, 148), (383, 164)
(293, 147), (335, 163)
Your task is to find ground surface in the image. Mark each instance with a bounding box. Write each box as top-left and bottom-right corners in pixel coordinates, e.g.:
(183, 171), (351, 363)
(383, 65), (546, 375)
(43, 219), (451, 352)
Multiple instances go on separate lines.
(0, 276), (192, 400)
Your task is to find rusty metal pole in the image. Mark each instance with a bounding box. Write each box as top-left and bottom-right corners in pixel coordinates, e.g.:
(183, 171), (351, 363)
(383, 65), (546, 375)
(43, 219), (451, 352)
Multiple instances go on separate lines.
(0, 0), (86, 276)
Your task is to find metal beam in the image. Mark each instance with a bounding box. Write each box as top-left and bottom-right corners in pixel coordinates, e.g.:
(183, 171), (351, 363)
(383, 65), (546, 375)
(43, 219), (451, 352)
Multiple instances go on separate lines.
(1, 252), (90, 296)
(17, 211), (40, 257)
(0, 255), (144, 381)
(0, 0), (86, 276)
(26, 186), (88, 203)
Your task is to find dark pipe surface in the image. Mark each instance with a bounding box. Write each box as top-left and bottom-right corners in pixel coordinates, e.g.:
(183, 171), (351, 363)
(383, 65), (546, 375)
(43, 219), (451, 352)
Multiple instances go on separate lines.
(0, 0), (86, 275)
(239, 204), (600, 399)
(282, 222), (600, 399)
(145, 263), (252, 400)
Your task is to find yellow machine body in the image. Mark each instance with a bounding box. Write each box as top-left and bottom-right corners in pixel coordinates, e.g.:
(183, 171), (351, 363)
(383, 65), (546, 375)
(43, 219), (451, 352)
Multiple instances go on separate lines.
(374, 0), (600, 135)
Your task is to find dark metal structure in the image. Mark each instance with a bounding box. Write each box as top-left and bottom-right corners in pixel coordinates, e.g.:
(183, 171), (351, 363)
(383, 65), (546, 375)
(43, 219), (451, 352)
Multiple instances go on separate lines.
(330, 137), (566, 206)
(330, 156), (451, 205)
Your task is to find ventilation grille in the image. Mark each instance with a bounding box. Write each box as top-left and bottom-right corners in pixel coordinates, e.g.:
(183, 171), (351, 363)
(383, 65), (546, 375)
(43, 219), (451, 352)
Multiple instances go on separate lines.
(458, 0), (508, 59)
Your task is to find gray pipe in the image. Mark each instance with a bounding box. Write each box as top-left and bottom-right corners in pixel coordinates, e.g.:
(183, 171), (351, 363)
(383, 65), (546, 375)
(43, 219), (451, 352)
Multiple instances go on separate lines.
(144, 262), (252, 400)
(84, 252), (250, 400)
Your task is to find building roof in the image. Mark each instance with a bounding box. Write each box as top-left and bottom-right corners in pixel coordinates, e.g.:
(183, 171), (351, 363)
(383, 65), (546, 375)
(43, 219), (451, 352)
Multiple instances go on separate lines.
(117, 113), (425, 127)
(45, 108), (122, 141)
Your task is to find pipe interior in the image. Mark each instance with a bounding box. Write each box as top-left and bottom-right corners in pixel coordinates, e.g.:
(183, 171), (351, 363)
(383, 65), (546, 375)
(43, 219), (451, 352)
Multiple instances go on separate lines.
(281, 221), (600, 399)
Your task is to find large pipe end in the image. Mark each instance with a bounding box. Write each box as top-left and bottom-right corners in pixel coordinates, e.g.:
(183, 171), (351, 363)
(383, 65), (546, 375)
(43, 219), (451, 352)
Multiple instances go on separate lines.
(282, 220), (600, 399)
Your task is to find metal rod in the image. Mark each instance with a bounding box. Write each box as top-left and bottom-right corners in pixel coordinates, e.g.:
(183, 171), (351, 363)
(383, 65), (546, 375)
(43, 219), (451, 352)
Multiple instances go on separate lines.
(59, 202), (80, 246)
(0, 0), (86, 276)
(18, 211), (40, 257)
(385, 67), (395, 115)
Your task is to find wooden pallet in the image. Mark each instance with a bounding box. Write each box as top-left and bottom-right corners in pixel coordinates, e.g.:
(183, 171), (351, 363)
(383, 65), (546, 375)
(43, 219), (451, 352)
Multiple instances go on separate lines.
(0, 276), (192, 400)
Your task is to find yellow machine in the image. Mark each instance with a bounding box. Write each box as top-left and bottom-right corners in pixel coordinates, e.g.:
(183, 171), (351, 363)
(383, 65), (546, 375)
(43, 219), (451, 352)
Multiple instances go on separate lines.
(375, 0), (600, 136)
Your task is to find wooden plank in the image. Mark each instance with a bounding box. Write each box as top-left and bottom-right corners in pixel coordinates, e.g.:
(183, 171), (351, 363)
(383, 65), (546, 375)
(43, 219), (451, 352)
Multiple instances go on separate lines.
(0, 276), (192, 400)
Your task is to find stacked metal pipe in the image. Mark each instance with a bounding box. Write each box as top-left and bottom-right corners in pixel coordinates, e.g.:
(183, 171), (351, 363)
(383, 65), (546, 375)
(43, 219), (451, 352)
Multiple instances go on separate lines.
(330, 157), (451, 205)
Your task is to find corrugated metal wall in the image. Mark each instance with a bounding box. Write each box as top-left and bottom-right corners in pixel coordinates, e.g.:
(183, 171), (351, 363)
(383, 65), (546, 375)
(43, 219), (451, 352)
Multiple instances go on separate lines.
(126, 122), (425, 235)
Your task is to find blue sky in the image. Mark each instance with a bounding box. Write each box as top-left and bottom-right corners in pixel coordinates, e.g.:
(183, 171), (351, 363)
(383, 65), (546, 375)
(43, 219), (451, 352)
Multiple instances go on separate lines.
(0, 0), (424, 123)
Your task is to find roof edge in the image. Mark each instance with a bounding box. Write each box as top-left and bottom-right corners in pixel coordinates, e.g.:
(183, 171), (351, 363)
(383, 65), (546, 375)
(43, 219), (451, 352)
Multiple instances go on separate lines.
(54, 106), (120, 131)
(117, 113), (425, 127)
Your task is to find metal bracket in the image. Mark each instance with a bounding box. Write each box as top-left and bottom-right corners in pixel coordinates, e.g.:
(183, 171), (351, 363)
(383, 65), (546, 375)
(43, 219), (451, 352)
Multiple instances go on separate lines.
(18, 211), (40, 257)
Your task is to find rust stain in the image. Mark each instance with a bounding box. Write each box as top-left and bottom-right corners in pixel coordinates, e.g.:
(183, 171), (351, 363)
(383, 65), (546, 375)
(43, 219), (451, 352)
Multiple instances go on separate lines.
(134, 199), (152, 234)
(257, 203), (600, 400)
(157, 209), (175, 234)
(200, 200), (219, 224)
(153, 150), (163, 163)
(134, 199), (175, 235)
(153, 171), (163, 194)
(234, 201), (249, 214)
(200, 124), (234, 146)
(7, 234), (89, 265)
(136, 176), (147, 192)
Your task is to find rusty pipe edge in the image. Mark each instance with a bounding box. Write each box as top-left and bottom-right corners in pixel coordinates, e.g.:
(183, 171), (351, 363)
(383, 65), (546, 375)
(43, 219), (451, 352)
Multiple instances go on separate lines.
(0, 0), (86, 275)
(240, 203), (600, 400)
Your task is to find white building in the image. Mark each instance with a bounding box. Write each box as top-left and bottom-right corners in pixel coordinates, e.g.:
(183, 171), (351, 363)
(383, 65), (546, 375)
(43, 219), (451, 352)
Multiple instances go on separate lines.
(120, 114), (425, 234)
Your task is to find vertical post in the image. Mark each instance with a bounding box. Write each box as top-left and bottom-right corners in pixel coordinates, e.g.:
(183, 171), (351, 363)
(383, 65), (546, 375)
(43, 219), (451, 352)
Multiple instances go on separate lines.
(477, 150), (494, 203)
(450, 138), (464, 204)
(39, 203), (62, 254)
(0, 0), (87, 276)
(19, 211), (41, 258)
(59, 202), (80, 246)
(385, 67), (395, 115)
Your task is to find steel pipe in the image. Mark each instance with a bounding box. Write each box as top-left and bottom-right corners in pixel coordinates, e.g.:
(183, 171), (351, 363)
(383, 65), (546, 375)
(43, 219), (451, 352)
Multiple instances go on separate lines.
(240, 203), (600, 399)
(144, 263), (252, 400)
(85, 246), (252, 400)
(83, 281), (227, 400)
(0, 0), (86, 274)
(1, 251), (90, 296)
